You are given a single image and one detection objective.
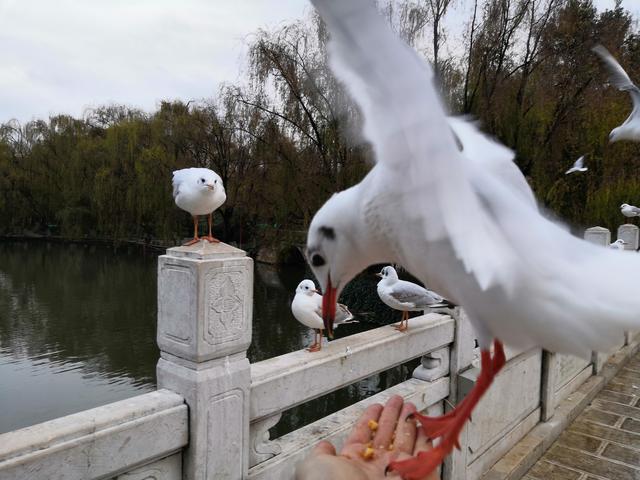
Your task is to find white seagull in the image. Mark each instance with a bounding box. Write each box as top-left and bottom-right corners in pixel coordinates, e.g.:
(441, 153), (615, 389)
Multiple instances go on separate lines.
(593, 45), (640, 142)
(172, 168), (226, 245)
(305, 1), (640, 477)
(621, 203), (640, 220)
(565, 155), (588, 174)
(610, 239), (628, 250)
(291, 279), (356, 352)
(376, 266), (452, 331)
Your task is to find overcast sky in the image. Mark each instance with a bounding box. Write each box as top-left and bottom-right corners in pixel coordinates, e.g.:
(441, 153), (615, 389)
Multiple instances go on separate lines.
(0, 0), (637, 124)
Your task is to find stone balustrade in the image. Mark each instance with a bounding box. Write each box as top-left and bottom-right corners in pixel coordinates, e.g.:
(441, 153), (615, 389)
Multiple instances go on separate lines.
(1, 230), (638, 480)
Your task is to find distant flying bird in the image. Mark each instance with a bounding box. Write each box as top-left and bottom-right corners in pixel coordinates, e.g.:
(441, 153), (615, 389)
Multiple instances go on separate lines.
(376, 266), (452, 331)
(620, 203), (640, 219)
(565, 155), (588, 175)
(172, 168), (226, 246)
(593, 45), (640, 142)
(305, 1), (640, 477)
(610, 239), (628, 250)
(291, 279), (356, 352)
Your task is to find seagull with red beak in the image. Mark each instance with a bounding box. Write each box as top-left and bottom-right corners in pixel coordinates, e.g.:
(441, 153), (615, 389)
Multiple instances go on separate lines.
(291, 279), (356, 351)
(306, 0), (640, 478)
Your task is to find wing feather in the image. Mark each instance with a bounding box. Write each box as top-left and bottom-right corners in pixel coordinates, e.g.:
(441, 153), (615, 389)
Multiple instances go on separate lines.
(312, 0), (517, 291)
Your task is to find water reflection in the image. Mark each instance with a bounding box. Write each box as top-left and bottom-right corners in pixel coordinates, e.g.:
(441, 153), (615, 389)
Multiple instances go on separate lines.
(0, 241), (420, 436)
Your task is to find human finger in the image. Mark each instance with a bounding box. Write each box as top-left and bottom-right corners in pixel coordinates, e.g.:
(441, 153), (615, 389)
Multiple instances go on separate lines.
(309, 440), (336, 457)
(413, 430), (432, 456)
(344, 403), (383, 445)
(372, 395), (403, 449)
(393, 402), (417, 454)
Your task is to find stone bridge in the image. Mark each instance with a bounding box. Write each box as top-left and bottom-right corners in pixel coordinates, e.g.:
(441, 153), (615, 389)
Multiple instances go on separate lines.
(0, 224), (638, 480)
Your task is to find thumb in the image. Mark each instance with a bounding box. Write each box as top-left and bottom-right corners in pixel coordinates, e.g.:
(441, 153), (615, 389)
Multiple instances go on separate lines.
(310, 440), (337, 457)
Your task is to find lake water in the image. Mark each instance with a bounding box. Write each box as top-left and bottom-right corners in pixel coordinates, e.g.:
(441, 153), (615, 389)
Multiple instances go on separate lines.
(0, 241), (417, 437)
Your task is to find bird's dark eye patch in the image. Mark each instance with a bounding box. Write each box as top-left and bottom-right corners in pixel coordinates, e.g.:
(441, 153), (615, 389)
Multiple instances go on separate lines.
(319, 226), (335, 240)
(311, 254), (326, 267)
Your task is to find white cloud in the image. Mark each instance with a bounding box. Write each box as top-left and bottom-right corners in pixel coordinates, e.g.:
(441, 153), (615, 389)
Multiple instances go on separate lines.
(1, 0), (637, 124)
(0, 0), (309, 123)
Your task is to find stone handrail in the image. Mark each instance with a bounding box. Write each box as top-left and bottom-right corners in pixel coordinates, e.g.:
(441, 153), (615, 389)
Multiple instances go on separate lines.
(0, 390), (187, 480)
(250, 313), (454, 421)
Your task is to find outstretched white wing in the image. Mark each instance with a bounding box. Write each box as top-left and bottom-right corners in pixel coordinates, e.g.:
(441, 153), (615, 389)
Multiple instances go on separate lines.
(593, 45), (640, 123)
(312, 0), (518, 291)
(312, 0), (640, 356)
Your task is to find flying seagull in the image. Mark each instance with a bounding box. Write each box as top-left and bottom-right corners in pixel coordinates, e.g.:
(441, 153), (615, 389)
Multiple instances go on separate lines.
(620, 203), (640, 220)
(291, 279), (356, 352)
(305, 1), (640, 477)
(172, 168), (226, 245)
(376, 266), (453, 331)
(565, 155), (588, 174)
(593, 45), (640, 142)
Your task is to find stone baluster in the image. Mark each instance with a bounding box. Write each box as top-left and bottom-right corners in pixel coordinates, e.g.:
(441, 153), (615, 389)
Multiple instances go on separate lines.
(156, 242), (253, 480)
(583, 226), (610, 246)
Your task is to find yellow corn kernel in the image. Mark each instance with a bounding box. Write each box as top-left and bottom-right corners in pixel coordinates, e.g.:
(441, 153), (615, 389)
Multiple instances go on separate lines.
(368, 419), (379, 431)
(362, 447), (375, 460)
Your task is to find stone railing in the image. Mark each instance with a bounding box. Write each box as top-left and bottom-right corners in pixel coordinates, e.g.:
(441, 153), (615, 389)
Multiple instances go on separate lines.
(1, 230), (637, 480)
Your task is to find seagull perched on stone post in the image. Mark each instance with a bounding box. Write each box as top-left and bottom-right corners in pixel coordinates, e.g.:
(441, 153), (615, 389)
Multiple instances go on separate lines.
(304, 1), (640, 477)
(172, 168), (226, 246)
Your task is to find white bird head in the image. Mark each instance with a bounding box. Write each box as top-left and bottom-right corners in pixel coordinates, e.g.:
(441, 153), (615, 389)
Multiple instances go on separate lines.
(375, 265), (399, 282)
(305, 188), (376, 337)
(193, 170), (223, 193)
(295, 279), (319, 296)
(621, 203), (630, 209)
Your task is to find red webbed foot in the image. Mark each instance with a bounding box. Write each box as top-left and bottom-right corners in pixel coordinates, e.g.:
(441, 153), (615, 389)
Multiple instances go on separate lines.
(387, 340), (506, 478)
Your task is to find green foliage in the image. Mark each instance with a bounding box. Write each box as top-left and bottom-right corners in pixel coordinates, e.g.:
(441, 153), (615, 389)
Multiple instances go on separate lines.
(1, 1), (640, 243)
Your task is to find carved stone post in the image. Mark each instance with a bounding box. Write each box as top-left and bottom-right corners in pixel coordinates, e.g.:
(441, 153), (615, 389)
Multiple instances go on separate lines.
(584, 226), (610, 246)
(156, 243), (253, 480)
(618, 224), (639, 250)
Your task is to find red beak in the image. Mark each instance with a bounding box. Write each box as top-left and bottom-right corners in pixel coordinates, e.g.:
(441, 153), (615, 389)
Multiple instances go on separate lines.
(322, 277), (337, 339)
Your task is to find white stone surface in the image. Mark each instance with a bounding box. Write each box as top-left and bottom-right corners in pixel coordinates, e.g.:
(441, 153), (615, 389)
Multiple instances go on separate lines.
(446, 349), (541, 480)
(117, 454), (181, 480)
(0, 391), (187, 480)
(584, 226), (611, 246)
(618, 224), (639, 250)
(248, 377), (449, 480)
(157, 242), (253, 362)
(413, 347), (450, 381)
(250, 313), (454, 421)
(157, 243), (252, 480)
(466, 349), (541, 462)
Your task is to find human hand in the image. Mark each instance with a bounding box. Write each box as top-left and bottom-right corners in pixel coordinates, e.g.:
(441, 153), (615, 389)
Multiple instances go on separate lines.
(295, 395), (438, 480)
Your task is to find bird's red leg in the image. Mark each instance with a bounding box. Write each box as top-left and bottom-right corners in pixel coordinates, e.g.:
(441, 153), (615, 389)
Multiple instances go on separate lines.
(203, 213), (220, 243)
(308, 329), (321, 352)
(395, 311), (409, 332)
(182, 216), (201, 246)
(387, 340), (506, 479)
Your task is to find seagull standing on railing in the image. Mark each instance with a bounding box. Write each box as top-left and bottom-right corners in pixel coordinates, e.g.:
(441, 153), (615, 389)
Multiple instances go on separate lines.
(376, 266), (453, 332)
(610, 239), (628, 250)
(172, 168), (226, 246)
(291, 280), (356, 352)
(305, 0), (640, 477)
(565, 155), (588, 175)
(593, 45), (640, 142)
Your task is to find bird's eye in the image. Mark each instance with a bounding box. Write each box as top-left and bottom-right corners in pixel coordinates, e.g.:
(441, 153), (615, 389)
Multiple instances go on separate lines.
(200, 178), (205, 183)
(311, 254), (326, 267)
(214, 179), (218, 184)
